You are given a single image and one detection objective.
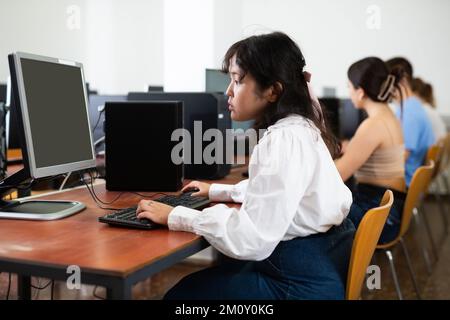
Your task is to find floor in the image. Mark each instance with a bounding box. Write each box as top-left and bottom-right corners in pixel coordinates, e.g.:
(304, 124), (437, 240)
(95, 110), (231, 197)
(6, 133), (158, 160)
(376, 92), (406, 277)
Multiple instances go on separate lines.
(1, 194), (450, 300)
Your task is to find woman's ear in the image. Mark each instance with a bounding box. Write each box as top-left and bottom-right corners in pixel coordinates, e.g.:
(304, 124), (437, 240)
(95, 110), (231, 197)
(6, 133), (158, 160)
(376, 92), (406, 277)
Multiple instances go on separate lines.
(356, 87), (366, 102)
(266, 82), (283, 103)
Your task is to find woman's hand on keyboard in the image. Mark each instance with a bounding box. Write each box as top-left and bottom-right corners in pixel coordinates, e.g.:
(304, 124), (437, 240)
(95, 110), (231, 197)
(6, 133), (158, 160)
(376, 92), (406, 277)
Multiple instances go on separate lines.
(181, 181), (211, 198)
(136, 200), (173, 225)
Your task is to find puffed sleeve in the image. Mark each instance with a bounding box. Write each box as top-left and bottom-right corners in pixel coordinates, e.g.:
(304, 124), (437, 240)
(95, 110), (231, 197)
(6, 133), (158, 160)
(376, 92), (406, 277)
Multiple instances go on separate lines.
(208, 180), (248, 203)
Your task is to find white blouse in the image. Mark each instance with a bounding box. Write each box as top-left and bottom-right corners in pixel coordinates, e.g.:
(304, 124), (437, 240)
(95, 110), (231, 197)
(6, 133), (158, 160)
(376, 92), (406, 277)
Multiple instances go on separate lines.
(168, 115), (352, 261)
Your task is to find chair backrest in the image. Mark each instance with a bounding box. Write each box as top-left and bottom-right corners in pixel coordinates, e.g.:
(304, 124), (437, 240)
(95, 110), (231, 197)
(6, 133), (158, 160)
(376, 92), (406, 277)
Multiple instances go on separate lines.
(426, 142), (444, 179)
(346, 190), (394, 300)
(399, 161), (435, 237)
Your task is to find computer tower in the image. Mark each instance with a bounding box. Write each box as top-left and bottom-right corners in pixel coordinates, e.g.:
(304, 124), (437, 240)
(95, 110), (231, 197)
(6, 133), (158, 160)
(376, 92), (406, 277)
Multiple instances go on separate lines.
(128, 92), (232, 180)
(105, 101), (184, 191)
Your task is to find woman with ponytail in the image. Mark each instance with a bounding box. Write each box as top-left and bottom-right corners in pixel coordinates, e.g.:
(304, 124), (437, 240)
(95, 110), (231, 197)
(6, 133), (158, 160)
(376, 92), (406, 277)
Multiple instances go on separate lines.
(412, 77), (446, 140)
(335, 57), (406, 244)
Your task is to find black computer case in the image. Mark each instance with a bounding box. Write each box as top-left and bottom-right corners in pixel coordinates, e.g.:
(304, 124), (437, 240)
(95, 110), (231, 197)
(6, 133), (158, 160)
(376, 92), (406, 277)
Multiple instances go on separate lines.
(105, 101), (184, 191)
(128, 92), (232, 180)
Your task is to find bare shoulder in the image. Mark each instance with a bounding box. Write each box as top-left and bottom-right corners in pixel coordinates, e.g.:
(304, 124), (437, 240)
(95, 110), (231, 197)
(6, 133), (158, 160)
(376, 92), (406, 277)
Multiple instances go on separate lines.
(351, 117), (385, 146)
(354, 117), (379, 136)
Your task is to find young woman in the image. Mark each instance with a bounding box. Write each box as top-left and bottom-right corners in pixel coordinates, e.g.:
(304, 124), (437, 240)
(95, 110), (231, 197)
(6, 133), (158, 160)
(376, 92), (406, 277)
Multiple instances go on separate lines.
(136, 32), (355, 300)
(335, 57), (406, 244)
(386, 58), (435, 187)
(412, 77), (446, 141)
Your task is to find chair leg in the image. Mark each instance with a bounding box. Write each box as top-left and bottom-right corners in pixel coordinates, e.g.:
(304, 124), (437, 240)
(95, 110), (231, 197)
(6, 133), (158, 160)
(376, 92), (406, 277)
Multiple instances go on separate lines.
(412, 208), (433, 274)
(432, 191), (449, 237)
(442, 172), (450, 203)
(418, 204), (439, 261)
(384, 250), (403, 300)
(399, 238), (422, 300)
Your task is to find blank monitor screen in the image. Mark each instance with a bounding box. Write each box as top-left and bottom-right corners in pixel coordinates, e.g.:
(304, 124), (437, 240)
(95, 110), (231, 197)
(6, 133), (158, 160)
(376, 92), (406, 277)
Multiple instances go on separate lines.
(340, 99), (365, 139)
(205, 69), (229, 94)
(319, 98), (340, 139)
(16, 55), (95, 174)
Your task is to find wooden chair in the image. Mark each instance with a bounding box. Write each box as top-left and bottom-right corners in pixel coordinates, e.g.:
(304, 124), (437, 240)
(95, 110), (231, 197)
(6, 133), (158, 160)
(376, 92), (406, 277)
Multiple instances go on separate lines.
(346, 190), (393, 300)
(421, 143), (446, 262)
(376, 161), (435, 300)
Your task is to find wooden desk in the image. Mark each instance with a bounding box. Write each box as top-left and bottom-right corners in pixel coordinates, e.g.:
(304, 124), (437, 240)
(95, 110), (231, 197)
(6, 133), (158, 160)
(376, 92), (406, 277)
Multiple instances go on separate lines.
(0, 165), (247, 299)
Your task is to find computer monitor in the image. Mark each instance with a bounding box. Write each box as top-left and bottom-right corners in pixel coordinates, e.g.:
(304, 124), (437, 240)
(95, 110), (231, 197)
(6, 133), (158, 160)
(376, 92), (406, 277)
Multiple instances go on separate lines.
(88, 94), (127, 153)
(205, 69), (229, 94)
(148, 85), (164, 92)
(319, 98), (341, 139)
(339, 99), (366, 139)
(319, 98), (366, 140)
(0, 52), (96, 220)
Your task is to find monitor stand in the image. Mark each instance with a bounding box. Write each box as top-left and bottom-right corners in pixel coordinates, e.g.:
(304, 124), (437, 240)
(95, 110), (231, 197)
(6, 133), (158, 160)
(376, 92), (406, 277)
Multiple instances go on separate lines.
(0, 168), (86, 221)
(0, 199), (86, 221)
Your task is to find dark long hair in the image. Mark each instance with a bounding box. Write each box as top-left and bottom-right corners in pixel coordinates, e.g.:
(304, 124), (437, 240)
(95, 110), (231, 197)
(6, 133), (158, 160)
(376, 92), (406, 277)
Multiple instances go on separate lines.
(348, 57), (403, 104)
(222, 32), (340, 158)
(386, 57), (414, 87)
(412, 77), (435, 108)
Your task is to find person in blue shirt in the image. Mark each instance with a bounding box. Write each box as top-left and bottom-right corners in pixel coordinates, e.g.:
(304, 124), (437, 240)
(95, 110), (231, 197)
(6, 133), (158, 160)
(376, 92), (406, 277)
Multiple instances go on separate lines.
(386, 57), (435, 186)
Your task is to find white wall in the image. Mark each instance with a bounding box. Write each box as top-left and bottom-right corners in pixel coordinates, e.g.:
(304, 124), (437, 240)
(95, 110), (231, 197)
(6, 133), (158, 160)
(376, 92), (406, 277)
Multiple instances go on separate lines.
(84, 0), (164, 94)
(238, 0), (450, 113)
(163, 0), (214, 92)
(212, 0), (244, 69)
(0, 0), (164, 95)
(0, 0), (87, 79)
(163, 0), (244, 92)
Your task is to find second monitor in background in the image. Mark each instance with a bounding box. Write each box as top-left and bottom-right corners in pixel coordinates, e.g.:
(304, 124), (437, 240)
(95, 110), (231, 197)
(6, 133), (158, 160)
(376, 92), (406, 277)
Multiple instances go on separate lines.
(88, 94), (127, 154)
(319, 98), (366, 140)
(205, 68), (229, 94)
(148, 85), (164, 92)
(339, 98), (366, 139)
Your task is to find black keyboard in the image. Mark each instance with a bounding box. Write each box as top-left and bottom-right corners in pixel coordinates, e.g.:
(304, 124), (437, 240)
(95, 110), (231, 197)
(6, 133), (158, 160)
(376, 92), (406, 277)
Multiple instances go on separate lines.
(98, 192), (211, 229)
